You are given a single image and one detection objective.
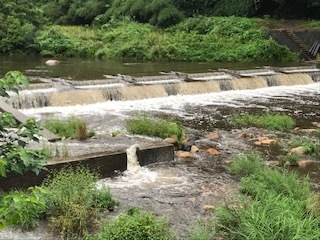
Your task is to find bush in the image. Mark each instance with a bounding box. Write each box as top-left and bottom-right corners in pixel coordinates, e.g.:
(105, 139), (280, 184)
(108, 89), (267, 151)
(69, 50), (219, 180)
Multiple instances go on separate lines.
(126, 115), (183, 143)
(232, 113), (296, 131)
(35, 25), (100, 57)
(43, 116), (94, 140)
(40, 166), (118, 239)
(93, 208), (175, 240)
(0, 187), (46, 230)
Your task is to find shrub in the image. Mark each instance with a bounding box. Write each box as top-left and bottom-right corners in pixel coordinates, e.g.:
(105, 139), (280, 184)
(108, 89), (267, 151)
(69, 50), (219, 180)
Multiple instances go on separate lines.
(40, 166), (118, 239)
(43, 116), (94, 140)
(0, 187), (46, 230)
(232, 113), (296, 131)
(126, 115), (183, 143)
(93, 208), (175, 240)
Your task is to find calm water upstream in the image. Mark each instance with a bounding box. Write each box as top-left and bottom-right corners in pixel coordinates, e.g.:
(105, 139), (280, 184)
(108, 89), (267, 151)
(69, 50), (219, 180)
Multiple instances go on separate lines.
(0, 55), (302, 80)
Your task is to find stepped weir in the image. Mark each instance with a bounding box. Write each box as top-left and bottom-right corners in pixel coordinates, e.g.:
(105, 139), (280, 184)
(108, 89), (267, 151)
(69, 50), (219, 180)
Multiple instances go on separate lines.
(4, 66), (320, 109)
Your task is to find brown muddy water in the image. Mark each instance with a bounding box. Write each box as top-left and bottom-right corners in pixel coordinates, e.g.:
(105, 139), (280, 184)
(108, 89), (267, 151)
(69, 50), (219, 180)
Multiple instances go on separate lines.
(1, 61), (320, 239)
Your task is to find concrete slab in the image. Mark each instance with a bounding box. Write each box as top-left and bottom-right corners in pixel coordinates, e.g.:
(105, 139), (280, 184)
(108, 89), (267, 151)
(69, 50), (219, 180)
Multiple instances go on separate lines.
(0, 99), (59, 141)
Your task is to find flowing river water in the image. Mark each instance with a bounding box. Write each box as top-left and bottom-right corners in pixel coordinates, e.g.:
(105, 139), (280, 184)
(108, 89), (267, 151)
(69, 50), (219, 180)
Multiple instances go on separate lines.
(0, 56), (320, 239)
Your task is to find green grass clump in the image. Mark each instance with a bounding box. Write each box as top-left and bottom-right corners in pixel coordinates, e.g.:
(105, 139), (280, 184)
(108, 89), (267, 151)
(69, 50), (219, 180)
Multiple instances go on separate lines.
(40, 166), (118, 239)
(93, 208), (175, 240)
(126, 115), (183, 143)
(232, 113), (295, 131)
(43, 116), (94, 140)
(230, 151), (264, 178)
(216, 152), (317, 240)
(217, 193), (320, 240)
(290, 138), (320, 157)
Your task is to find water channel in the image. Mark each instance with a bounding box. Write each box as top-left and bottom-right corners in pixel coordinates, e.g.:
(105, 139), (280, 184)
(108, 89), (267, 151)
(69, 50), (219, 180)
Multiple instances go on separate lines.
(0, 56), (319, 239)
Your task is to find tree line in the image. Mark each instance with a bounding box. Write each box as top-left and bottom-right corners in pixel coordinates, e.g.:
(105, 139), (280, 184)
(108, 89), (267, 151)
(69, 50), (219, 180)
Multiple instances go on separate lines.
(1, 0), (318, 56)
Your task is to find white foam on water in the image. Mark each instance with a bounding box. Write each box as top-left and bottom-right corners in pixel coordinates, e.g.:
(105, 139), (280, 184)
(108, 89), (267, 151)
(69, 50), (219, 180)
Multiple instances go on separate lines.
(21, 83), (320, 119)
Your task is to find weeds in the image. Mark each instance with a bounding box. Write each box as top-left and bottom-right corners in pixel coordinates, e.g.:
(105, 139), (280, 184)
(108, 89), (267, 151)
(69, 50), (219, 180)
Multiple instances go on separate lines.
(216, 152), (316, 240)
(40, 166), (118, 239)
(126, 115), (184, 143)
(93, 208), (175, 240)
(43, 142), (70, 159)
(43, 116), (94, 140)
(232, 113), (295, 131)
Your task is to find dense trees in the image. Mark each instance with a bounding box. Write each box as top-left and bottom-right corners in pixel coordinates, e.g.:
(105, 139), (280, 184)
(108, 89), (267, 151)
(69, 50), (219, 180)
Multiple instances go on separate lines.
(1, 0), (320, 59)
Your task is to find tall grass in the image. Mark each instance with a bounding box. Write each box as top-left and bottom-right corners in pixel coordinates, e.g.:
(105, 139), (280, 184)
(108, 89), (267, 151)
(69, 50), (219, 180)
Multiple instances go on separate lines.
(126, 115), (184, 143)
(232, 113), (296, 131)
(215, 152), (318, 240)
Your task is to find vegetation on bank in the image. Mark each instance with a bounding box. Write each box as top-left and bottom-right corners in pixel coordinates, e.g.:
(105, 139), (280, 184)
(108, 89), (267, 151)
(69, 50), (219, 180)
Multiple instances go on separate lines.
(34, 17), (296, 62)
(126, 115), (184, 143)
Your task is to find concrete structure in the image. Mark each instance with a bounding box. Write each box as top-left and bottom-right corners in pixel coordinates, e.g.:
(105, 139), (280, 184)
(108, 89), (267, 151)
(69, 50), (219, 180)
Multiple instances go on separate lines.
(0, 142), (174, 191)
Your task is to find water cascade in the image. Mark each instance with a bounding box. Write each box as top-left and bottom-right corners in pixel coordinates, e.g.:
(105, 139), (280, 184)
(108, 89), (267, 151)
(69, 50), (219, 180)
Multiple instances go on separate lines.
(5, 67), (320, 109)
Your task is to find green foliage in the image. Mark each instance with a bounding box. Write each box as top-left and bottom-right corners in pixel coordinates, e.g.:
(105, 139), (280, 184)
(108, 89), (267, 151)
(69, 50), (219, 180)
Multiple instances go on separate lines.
(35, 25), (100, 57)
(41, 0), (108, 25)
(216, 193), (320, 240)
(126, 115), (183, 143)
(213, 0), (257, 17)
(217, 152), (316, 240)
(40, 166), (118, 239)
(0, 187), (46, 230)
(43, 116), (94, 140)
(232, 113), (296, 131)
(188, 218), (216, 240)
(230, 151), (265, 178)
(289, 137), (320, 157)
(93, 208), (175, 240)
(104, 0), (184, 28)
(0, 0), (46, 53)
(0, 71), (47, 176)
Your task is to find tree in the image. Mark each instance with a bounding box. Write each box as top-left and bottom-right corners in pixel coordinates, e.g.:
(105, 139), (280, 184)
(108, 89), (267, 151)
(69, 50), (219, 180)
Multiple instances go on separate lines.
(104, 0), (184, 28)
(0, 0), (46, 53)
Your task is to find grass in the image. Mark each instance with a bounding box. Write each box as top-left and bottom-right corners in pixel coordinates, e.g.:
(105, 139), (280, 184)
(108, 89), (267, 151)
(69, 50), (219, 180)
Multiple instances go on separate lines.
(232, 113), (295, 131)
(126, 115), (184, 143)
(92, 208), (175, 240)
(215, 152), (318, 240)
(43, 116), (94, 140)
(290, 138), (320, 157)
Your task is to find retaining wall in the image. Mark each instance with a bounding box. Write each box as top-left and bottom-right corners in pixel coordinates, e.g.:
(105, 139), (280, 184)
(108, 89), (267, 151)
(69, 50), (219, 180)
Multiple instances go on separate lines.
(0, 142), (174, 191)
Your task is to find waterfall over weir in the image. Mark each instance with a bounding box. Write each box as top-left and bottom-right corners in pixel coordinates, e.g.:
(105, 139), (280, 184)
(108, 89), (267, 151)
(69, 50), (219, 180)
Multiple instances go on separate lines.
(5, 68), (319, 109)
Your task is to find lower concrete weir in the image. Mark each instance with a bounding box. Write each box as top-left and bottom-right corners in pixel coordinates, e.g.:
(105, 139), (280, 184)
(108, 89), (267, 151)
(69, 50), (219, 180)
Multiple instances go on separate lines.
(0, 142), (174, 191)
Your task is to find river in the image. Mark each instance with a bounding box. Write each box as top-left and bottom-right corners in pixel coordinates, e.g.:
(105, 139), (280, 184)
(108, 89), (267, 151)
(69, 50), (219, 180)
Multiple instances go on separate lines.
(0, 56), (319, 239)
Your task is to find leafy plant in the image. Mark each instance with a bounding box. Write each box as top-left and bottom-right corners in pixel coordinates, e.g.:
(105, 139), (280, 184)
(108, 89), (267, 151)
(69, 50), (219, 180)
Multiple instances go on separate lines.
(93, 208), (175, 240)
(0, 71), (48, 176)
(43, 116), (94, 140)
(0, 187), (46, 230)
(126, 115), (184, 143)
(232, 113), (296, 131)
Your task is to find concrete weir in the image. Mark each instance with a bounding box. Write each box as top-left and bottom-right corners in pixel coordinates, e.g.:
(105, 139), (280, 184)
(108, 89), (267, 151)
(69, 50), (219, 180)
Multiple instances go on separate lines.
(0, 142), (174, 191)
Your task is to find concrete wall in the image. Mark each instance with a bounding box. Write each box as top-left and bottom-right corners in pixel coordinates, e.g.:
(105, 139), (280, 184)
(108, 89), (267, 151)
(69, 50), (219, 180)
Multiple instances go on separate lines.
(0, 142), (174, 191)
